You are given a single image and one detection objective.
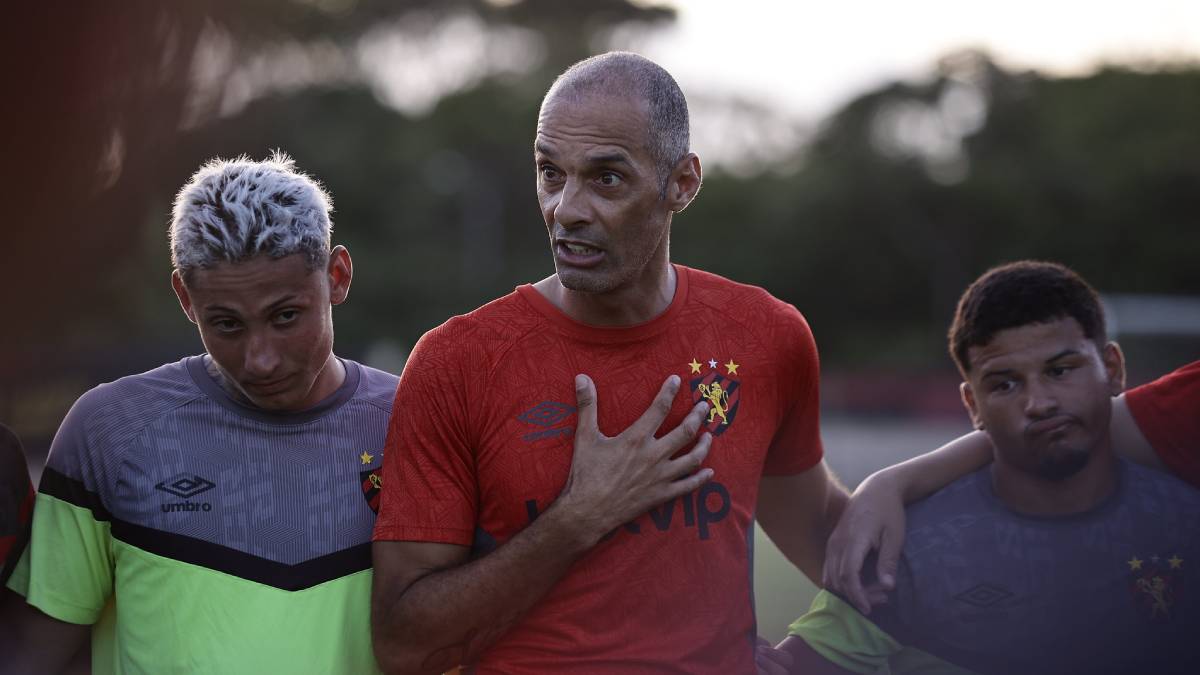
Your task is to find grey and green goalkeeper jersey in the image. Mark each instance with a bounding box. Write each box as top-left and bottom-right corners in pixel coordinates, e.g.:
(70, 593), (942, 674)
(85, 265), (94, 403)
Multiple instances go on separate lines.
(790, 459), (1200, 675)
(7, 356), (398, 675)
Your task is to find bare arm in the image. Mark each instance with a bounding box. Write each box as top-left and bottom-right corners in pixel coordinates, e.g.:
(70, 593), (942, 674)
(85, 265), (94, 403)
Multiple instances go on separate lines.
(822, 430), (992, 614)
(757, 462), (849, 584)
(0, 588), (91, 674)
(1110, 393), (1165, 470)
(371, 374), (713, 674)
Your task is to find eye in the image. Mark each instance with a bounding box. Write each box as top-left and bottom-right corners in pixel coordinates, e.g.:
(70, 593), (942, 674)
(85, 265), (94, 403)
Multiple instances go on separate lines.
(274, 309), (299, 325)
(210, 318), (241, 334)
(597, 171), (622, 187)
(538, 164), (561, 182)
(1048, 365), (1073, 378)
(990, 379), (1016, 394)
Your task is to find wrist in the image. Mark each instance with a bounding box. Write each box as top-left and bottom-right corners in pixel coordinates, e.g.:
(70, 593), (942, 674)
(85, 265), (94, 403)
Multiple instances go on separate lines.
(539, 496), (609, 555)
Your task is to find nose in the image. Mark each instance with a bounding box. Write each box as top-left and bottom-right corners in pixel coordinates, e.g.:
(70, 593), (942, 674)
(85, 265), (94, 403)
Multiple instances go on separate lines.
(552, 177), (589, 229)
(1023, 377), (1059, 419)
(244, 330), (281, 378)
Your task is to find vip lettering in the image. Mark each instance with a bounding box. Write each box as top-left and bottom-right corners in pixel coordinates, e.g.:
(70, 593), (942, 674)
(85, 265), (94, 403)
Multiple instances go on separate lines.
(525, 480), (730, 541)
(161, 501), (213, 513)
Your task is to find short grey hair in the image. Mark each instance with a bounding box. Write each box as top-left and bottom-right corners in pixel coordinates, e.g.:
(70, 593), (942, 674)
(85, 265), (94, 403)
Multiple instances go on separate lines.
(170, 151), (333, 278)
(542, 51), (690, 185)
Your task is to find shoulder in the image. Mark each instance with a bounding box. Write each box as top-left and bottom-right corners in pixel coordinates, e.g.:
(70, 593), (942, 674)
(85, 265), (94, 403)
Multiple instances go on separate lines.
(67, 358), (202, 428)
(903, 468), (996, 553)
(1122, 459), (1200, 510)
(682, 266), (816, 348)
(408, 291), (543, 372)
(47, 359), (204, 477)
(684, 266), (803, 317)
(345, 360), (399, 413)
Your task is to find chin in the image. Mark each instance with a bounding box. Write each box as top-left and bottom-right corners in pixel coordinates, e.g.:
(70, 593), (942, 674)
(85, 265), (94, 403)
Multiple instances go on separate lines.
(1035, 448), (1092, 482)
(556, 267), (617, 294)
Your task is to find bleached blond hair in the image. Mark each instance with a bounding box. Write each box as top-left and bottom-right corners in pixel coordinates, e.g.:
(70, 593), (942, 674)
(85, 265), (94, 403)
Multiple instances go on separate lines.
(170, 151), (333, 278)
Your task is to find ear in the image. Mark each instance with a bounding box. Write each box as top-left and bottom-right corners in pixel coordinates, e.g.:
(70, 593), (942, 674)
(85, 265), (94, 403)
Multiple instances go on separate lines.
(960, 381), (984, 430)
(327, 245), (353, 306)
(1101, 341), (1126, 396)
(666, 153), (702, 213)
(171, 270), (198, 324)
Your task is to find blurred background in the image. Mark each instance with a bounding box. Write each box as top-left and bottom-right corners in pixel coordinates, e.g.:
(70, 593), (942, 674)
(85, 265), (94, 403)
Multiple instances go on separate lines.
(2, 0), (1198, 642)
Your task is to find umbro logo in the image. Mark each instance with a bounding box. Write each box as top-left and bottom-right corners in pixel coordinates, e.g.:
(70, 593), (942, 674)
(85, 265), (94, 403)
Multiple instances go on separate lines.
(156, 473), (216, 513)
(517, 402), (576, 444)
(955, 583), (1013, 607)
(518, 402), (575, 428)
(155, 474), (216, 498)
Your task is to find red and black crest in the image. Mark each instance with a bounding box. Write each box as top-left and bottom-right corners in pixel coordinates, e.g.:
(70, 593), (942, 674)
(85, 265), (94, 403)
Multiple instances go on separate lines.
(1128, 554), (1184, 623)
(690, 372), (741, 436)
(361, 469), (383, 514)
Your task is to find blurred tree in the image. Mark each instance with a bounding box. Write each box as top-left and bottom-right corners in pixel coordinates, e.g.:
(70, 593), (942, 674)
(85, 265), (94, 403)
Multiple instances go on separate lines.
(675, 50), (1200, 370)
(0, 0), (673, 451)
(3, 3), (1197, 453)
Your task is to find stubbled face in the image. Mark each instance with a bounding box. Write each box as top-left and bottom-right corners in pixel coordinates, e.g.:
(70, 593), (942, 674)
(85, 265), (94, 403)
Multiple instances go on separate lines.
(534, 92), (674, 295)
(962, 317), (1123, 482)
(174, 252), (348, 412)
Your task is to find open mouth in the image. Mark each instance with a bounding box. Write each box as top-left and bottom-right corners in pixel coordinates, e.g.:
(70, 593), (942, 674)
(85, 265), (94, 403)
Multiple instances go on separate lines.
(564, 242), (599, 255)
(556, 240), (604, 266)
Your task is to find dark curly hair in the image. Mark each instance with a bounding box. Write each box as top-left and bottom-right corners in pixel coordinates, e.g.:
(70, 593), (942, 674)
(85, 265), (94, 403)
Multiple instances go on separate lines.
(949, 261), (1106, 374)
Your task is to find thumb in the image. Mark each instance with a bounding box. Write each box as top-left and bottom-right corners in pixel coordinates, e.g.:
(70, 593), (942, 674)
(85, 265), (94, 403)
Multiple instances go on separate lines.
(575, 374), (599, 437)
(876, 528), (901, 591)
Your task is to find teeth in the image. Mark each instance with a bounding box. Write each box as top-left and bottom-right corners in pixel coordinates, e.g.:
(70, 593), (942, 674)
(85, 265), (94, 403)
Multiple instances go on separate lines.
(565, 243), (599, 255)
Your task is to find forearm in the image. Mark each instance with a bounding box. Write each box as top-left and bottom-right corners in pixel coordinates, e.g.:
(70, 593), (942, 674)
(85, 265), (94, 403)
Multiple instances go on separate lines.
(758, 466), (849, 584)
(861, 430), (992, 505)
(372, 502), (603, 674)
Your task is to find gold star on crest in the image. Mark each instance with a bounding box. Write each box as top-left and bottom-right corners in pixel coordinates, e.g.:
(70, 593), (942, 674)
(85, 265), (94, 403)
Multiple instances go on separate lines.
(688, 358), (702, 374)
(725, 360), (740, 375)
(1169, 555), (1184, 569)
(360, 451), (375, 465)
(1128, 556), (1143, 571)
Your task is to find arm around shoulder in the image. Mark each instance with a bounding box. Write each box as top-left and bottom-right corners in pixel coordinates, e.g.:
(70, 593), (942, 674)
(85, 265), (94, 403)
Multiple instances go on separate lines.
(822, 429), (992, 614)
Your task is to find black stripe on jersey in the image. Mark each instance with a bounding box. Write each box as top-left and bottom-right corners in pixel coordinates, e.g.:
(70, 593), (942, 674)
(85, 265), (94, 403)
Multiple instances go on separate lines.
(37, 467), (113, 521)
(110, 520), (371, 591)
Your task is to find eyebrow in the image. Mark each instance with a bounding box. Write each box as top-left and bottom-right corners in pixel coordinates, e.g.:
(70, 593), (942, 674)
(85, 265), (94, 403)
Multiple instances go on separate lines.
(534, 142), (555, 158)
(979, 348), (1082, 379)
(585, 152), (633, 167)
(1044, 348), (1080, 363)
(202, 294), (300, 315)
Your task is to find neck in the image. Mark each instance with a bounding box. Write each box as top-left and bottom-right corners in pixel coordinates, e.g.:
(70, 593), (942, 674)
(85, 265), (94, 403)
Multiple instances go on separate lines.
(990, 447), (1118, 516)
(537, 261), (677, 326)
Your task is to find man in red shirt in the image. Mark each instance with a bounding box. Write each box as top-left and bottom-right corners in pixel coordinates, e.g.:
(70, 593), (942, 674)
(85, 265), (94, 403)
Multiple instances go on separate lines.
(371, 52), (848, 674)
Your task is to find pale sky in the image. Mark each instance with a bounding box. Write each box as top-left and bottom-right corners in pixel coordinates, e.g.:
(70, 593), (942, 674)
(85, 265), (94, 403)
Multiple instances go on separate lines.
(618, 0), (1200, 119)
(218, 1), (1200, 168)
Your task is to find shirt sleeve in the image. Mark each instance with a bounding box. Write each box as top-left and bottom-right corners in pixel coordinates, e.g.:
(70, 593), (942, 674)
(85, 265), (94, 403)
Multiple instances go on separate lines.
(1125, 360), (1200, 488)
(373, 322), (482, 546)
(763, 302), (824, 475)
(19, 393), (116, 624)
